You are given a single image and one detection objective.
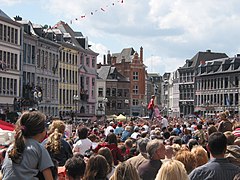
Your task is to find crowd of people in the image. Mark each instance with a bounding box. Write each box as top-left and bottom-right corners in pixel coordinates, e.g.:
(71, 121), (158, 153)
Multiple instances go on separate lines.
(0, 109), (240, 180)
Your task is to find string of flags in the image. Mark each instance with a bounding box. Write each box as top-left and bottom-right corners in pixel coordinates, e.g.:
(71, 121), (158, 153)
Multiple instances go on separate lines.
(70, 0), (124, 24)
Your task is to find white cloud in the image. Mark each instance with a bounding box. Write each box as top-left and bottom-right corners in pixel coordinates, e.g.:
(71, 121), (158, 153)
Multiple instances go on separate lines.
(7, 0), (240, 75)
(89, 41), (109, 64)
(0, 0), (22, 5)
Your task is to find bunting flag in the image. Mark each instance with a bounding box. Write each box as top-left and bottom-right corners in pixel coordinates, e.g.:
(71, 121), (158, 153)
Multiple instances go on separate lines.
(70, 0), (124, 24)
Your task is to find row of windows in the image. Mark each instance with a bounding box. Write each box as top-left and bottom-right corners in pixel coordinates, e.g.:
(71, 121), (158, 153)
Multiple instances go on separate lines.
(196, 76), (239, 90)
(59, 68), (78, 84)
(60, 51), (78, 65)
(0, 23), (19, 45)
(0, 50), (18, 70)
(0, 77), (17, 95)
(105, 88), (129, 97)
(36, 77), (58, 100)
(105, 100), (130, 109)
(36, 49), (58, 73)
(196, 93), (239, 106)
(23, 43), (35, 64)
(59, 89), (77, 105)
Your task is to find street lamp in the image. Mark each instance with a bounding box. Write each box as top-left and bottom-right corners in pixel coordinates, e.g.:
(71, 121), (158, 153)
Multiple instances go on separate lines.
(103, 97), (108, 115)
(33, 87), (42, 110)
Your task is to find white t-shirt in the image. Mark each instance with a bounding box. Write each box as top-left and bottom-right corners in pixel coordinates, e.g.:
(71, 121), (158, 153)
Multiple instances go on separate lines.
(73, 138), (92, 155)
(161, 118), (169, 128)
(105, 126), (114, 136)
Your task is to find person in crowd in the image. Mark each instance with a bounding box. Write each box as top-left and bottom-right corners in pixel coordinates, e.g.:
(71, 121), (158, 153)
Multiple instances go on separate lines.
(207, 125), (218, 138)
(189, 132), (240, 180)
(94, 133), (124, 166)
(121, 126), (132, 142)
(175, 149), (196, 174)
(64, 154), (86, 180)
(217, 111), (233, 133)
(83, 154), (109, 180)
(110, 162), (140, 180)
(155, 159), (189, 180)
(232, 122), (240, 138)
(73, 127), (92, 155)
(126, 138), (149, 169)
(124, 139), (133, 160)
(43, 120), (73, 166)
(114, 122), (124, 136)
(138, 139), (166, 180)
(147, 95), (155, 120)
(130, 127), (141, 141)
(164, 145), (174, 160)
(187, 139), (199, 151)
(193, 124), (206, 146)
(181, 128), (192, 144)
(224, 131), (240, 166)
(191, 145), (208, 167)
(105, 121), (115, 137)
(161, 115), (169, 129)
(98, 147), (115, 179)
(1, 111), (54, 180)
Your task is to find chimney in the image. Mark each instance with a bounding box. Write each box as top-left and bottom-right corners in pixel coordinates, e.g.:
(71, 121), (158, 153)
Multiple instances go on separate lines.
(107, 50), (111, 65)
(112, 56), (117, 65)
(103, 55), (106, 65)
(140, 46), (143, 63)
(206, 49), (211, 53)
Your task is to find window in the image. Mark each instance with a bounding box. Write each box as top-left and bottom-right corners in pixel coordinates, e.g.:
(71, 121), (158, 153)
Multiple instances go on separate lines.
(14, 29), (18, 44)
(92, 78), (95, 86)
(98, 87), (103, 97)
(133, 72), (138, 80)
(86, 57), (90, 66)
(0, 24), (2, 40)
(106, 88), (110, 96)
(117, 89), (123, 97)
(7, 26), (10, 42)
(92, 57), (95, 68)
(27, 44), (31, 64)
(112, 88), (116, 96)
(3, 25), (6, 41)
(11, 27), (14, 43)
(32, 45), (35, 64)
(132, 99), (139, 106)
(133, 85), (138, 94)
(23, 43), (26, 63)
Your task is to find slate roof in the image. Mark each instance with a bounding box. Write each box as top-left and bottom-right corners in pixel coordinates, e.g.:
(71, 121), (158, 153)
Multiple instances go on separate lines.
(181, 50), (228, 69)
(97, 65), (129, 81)
(112, 48), (135, 63)
(0, 9), (11, 19)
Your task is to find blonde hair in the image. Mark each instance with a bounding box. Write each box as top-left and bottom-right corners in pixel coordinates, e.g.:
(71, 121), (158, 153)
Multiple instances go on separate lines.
(191, 145), (208, 167)
(49, 120), (65, 134)
(110, 162), (140, 180)
(155, 159), (189, 180)
(45, 128), (62, 154)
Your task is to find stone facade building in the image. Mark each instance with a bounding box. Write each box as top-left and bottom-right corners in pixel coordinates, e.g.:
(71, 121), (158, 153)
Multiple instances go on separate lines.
(195, 56), (240, 117)
(0, 10), (22, 114)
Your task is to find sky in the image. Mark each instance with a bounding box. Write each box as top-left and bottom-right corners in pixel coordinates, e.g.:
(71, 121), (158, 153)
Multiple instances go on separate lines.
(1, 0), (240, 75)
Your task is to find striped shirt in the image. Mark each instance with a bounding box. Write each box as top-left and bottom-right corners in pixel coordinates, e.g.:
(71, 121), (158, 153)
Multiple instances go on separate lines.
(189, 158), (240, 180)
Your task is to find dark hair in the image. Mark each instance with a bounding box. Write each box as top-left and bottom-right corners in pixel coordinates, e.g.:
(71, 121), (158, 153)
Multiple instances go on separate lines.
(187, 139), (199, 151)
(106, 133), (118, 145)
(65, 155), (86, 179)
(98, 147), (114, 173)
(83, 154), (109, 180)
(77, 127), (88, 139)
(8, 111), (46, 163)
(208, 132), (227, 155)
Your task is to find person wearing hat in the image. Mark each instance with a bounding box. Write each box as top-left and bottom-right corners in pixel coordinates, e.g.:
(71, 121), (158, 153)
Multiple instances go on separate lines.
(148, 95), (155, 121)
